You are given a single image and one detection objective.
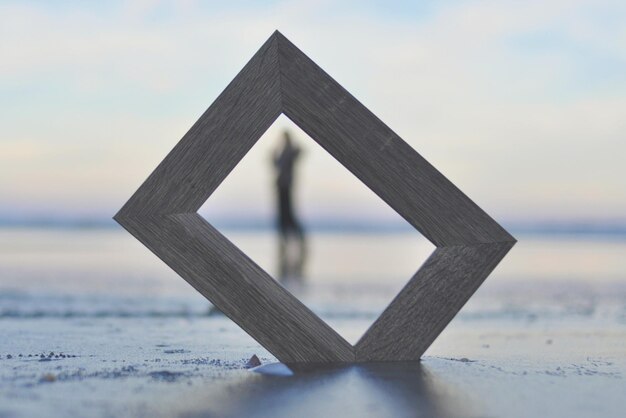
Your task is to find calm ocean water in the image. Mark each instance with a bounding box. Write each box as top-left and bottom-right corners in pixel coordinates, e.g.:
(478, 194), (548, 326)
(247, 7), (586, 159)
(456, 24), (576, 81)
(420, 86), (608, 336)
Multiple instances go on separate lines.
(1, 227), (625, 343)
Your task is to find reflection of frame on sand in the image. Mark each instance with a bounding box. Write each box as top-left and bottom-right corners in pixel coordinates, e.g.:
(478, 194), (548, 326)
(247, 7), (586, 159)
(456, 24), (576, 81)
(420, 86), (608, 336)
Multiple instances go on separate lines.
(114, 31), (516, 363)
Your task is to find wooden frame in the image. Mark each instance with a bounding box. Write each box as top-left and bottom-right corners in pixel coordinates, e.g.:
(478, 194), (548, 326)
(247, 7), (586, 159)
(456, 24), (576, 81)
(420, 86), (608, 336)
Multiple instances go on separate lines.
(115, 31), (516, 363)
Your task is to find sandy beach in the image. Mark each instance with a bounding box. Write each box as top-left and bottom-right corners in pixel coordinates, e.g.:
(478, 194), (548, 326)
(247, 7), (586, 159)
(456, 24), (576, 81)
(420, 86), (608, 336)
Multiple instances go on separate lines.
(1, 228), (625, 417)
(2, 1), (626, 416)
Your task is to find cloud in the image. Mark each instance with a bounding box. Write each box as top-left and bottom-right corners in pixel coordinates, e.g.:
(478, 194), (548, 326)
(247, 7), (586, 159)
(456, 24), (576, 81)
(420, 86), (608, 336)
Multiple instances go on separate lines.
(1, 0), (625, 221)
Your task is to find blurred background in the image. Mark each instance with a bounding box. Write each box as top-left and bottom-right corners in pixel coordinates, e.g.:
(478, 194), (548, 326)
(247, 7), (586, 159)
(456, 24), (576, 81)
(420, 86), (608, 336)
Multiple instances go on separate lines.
(1, 0), (625, 344)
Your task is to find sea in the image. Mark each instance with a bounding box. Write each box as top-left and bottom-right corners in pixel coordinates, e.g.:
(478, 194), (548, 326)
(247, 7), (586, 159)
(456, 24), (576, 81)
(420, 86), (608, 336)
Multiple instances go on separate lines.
(1, 226), (624, 344)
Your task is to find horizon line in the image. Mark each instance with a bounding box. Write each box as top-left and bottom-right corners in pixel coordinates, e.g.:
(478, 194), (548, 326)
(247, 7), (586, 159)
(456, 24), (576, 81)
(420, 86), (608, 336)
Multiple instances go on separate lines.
(1, 216), (626, 236)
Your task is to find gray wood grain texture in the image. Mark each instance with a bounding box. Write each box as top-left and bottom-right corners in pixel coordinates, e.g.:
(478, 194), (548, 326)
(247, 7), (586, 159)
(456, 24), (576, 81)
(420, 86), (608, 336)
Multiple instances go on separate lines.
(355, 242), (515, 361)
(118, 214), (353, 363)
(276, 33), (513, 247)
(115, 30), (516, 364)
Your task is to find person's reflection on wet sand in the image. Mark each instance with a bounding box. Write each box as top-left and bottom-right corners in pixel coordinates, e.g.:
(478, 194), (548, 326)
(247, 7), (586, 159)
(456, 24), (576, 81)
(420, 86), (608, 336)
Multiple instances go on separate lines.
(272, 129), (307, 282)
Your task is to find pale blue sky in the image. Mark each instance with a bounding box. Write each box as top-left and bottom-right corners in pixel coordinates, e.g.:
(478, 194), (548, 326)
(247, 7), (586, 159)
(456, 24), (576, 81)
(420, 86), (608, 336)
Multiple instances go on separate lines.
(1, 0), (625, 223)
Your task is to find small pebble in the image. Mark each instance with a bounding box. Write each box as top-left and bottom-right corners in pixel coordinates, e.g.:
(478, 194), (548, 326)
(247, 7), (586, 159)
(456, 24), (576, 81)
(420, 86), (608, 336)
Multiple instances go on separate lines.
(245, 354), (262, 369)
(546, 339), (553, 345)
(6, 354), (12, 359)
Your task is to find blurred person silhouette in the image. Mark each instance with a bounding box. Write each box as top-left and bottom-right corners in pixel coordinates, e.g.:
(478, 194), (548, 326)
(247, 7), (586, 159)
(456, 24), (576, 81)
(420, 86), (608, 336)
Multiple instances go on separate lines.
(272, 129), (307, 282)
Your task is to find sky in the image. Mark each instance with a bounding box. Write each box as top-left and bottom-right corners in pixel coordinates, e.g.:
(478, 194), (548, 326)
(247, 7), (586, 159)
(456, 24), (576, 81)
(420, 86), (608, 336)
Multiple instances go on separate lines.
(1, 0), (625, 225)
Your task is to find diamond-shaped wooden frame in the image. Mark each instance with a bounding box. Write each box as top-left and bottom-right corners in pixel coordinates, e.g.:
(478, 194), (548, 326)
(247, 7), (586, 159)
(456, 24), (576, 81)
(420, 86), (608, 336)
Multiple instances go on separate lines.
(115, 31), (516, 363)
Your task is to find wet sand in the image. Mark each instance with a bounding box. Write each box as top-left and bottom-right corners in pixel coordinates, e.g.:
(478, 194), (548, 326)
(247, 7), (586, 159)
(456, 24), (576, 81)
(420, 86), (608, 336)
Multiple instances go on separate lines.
(1, 229), (625, 417)
(1, 310), (624, 418)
